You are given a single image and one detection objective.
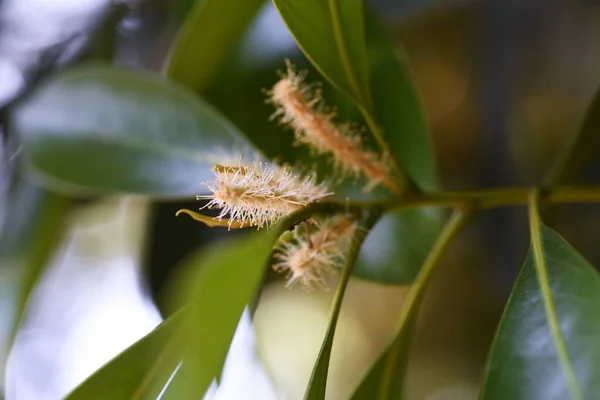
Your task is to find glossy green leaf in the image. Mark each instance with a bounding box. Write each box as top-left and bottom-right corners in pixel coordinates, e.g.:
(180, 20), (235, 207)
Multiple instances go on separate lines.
(305, 210), (381, 400)
(10, 65), (251, 197)
(352, 211), (469, 399)
(272, 0), (371, 105)
(63, 311), (184, 400)
(0, 179), (69, 346)
(164, 0), (265, 92)
(481, 225), (600, 399)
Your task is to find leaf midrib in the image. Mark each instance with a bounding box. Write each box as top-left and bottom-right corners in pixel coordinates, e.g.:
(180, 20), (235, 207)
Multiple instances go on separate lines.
(528, 194), (584, 400)
(328, 0), (367, 104)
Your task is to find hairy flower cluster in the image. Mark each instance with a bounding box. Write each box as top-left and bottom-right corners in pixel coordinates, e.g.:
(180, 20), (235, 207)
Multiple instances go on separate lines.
(198, 160), (330, 229)
(267, 60), (393, 192)
(273, 216), (356, 290)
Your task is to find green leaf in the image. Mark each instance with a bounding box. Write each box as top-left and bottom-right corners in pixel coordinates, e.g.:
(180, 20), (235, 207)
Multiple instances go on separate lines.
(353, 207), (442, 284)
(305, 210), (381, 400)
(64, 198), (325, 400)
(364, 7), (436, 188)
(9, 65), (252, 197)
(272, 2), (436, 192)
(161, 233), (274, 398)
(164, 0), (265, 92)
(0, 179), (69, 346)
(63, 311), (184, 400)
(64, 202), (336, 399)
(272, 0), (371, 105)
(481, 199), (600, 400)
(352, 211), (469, 399)
(159, 203), (344, 398)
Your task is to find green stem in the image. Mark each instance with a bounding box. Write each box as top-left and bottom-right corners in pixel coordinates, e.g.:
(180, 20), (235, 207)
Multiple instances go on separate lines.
(338, 185), (600, 214)
(378, 210), (471, 399)
(304, 209), (382, 400)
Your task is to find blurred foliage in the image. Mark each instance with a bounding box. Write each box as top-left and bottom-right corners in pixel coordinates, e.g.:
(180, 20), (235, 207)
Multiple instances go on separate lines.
(10, 66), (251, 197)
(0, 178), (69, 350)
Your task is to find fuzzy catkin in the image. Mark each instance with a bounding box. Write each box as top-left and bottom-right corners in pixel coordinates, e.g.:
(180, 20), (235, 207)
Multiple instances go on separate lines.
(273, 216), (356, 290)
(198, 160), (331, 229)
(268, 61), (392, 192)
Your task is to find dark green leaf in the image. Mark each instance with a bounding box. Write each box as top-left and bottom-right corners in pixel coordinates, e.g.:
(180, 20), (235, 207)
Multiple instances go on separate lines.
(353, 208), (442, 284)
(164, 0), (265, 92)
(305, 210), (381, 400)
(272, 2), (436, 190)
(481, 224), (600, 400)
(10, 65), (251, 197)
(365, 7), (436, 187)
(0, 179), (69, 345)
(272, 0), (371, 105)
(63, 311), (184, 400)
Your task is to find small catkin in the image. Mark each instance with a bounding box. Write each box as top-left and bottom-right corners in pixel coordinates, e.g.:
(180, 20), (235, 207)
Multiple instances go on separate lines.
(198, 159), (331, 229)
(267, 60), (392, 192)
(273, 216), (356, 290)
